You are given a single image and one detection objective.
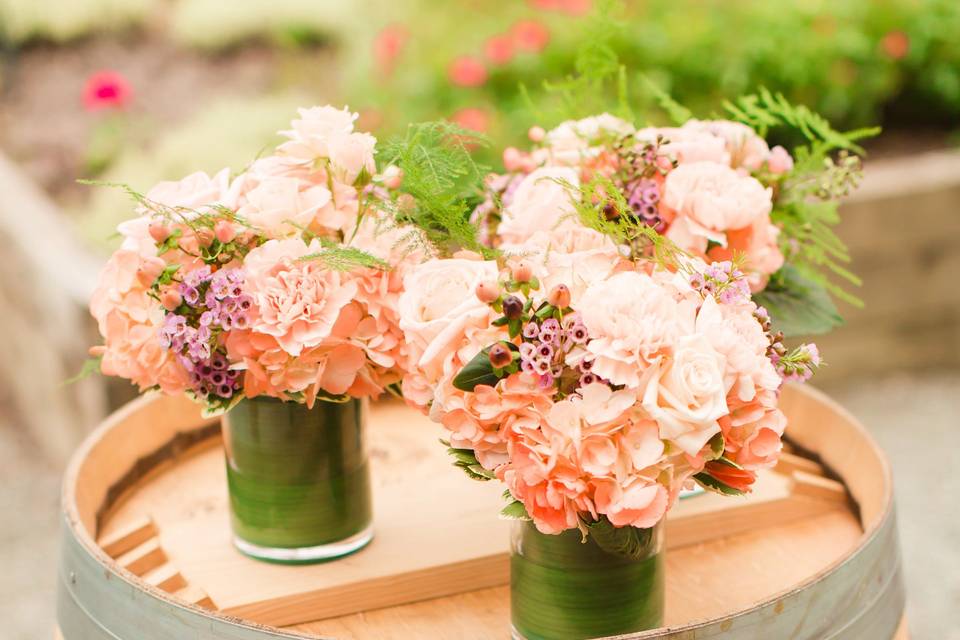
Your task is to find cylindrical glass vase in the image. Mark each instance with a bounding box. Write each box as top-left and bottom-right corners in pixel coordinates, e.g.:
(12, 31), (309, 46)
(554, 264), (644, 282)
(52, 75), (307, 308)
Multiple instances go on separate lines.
(510, 520), (664, 640)
(222, 396), (373, 564)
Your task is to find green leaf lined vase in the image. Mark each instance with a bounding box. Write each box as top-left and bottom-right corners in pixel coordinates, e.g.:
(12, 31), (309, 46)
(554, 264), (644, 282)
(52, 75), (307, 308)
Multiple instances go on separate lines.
(510, 520), (664, 640)
(222, 396), (373, 564)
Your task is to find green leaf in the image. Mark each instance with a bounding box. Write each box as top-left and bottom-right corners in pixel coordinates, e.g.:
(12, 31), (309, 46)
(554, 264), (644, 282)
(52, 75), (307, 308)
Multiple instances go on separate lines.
(452, 343), (518, 392)
(586, 516), (658, 560)
(706, 432), (725, 462)
(452, 347), (499, 392)
(61, 356), (103, 387)
(500, 500), (531, 521)
(693, 472), (746, 497)
(754, 265), (843, 336)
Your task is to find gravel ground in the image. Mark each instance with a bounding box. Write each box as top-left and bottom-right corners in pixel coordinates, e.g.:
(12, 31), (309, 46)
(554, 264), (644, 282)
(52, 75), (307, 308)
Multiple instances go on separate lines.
(1, 373), (956, 639)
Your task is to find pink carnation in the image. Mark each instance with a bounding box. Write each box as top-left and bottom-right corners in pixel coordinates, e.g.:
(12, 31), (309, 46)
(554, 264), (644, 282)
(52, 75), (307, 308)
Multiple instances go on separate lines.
(243, 238), (356, 356)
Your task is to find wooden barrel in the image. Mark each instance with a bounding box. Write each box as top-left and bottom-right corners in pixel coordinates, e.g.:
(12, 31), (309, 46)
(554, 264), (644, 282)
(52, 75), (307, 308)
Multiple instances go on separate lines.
(57, 385), (908, 639)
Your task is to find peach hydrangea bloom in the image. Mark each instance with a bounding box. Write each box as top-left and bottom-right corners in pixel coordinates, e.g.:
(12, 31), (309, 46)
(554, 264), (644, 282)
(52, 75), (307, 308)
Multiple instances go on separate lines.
(90, 250), (189, 393)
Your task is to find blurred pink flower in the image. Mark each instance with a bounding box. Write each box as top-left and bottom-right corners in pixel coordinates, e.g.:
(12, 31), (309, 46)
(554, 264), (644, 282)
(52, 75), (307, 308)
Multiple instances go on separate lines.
(512, 20), (551, 53)
(484, 34), (516, 66)
(450, 107), (490, 133)
(448, 56), (488, 87)
(881, 31), (910, 60)
(83, 70), (132, 112)
(373, 23), (409, 76)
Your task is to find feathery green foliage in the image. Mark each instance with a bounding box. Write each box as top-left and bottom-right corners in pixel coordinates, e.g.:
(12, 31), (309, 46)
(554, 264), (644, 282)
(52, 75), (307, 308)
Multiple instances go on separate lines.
(299, 246), (389, 271)
(380, 121), (489, 254)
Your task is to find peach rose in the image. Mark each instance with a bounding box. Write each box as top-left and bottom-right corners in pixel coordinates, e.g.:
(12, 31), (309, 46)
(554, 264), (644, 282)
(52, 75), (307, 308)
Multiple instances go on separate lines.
(682, 120), (770, 170)
(579, 272), (684, 388)
(663, 161), (773, 233)
(398, 258), (499, 381)
(118, 169), (240, 256)
(497, 167), (583, 245)
(328, 131), (377, 185)
(640, 333), (729, 456)
(243, 238), (356, 356)
(277, 105), (358, 161)
(236, 174), (332, 238)
(543, 114), (635, 165)
(635, 127), (730, 165)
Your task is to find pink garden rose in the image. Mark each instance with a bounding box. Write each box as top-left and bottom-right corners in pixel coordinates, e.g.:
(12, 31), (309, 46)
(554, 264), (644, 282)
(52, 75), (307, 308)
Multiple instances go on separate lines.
(243, 238), (356, 356)
(236, 158), (333, 237)
(663, 161), (773, 234)
(682, 119), (771, 170)
(398, 258), (499, 383)
(278, 105), (358, 161)
(635, 127), (730, 165)
(497, 167), (582, 245)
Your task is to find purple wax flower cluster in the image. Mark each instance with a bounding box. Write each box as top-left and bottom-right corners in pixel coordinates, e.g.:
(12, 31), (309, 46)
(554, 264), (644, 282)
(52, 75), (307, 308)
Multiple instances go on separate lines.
(158, 267), (251, 401)
(519, 312), (598, 390)
(690, 261), (752, 306)
(626, 178), (664, 231)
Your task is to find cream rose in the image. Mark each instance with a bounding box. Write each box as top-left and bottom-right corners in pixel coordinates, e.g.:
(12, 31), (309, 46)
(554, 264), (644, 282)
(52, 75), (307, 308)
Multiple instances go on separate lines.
(641, 334), (729, 456)
(277, 105), (358, 161)
(663, 161), (772, 232)
(237, 175), (331, 237)
(497, 167), (583, 245)
(544, 113), (635, 164)
(328, 131), (377, 185)
(579, 271), (684, 388)
(398, 258), (499, 380)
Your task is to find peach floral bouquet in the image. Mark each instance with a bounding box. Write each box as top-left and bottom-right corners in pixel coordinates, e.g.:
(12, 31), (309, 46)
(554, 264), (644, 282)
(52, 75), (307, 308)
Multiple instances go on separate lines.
(474, 98), (869, 337)
(398, 248), (819, 536)
(89, 105), (425, 412)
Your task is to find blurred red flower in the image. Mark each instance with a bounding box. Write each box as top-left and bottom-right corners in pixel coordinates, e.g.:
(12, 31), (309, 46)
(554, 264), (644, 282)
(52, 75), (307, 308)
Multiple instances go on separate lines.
(450, 107), (490, 133)
(374, 23), (409, 76)
(485, 34), (516, 66)
(512, 20), (551, 53)
(448, 56), (488, 88)
(83, 70), (132, 112)
(881, 31), (910, 60)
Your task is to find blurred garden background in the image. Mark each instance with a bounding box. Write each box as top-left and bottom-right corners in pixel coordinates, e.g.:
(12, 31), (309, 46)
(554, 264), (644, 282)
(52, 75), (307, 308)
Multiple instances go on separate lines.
(1, 0), (958, 637)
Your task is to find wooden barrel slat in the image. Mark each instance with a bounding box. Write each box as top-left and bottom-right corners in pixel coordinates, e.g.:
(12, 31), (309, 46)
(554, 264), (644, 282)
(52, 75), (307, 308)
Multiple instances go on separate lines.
(57, 386), (907, 639)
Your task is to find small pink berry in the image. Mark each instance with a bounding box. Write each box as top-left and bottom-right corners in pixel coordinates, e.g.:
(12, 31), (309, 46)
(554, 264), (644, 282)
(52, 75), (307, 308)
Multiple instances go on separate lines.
(503, 147), (524, 172)
(149, 221), (170, 243)
(511, 260), (533, 283)
(214, 220), (237, 244)
(528, 126), (546, 142)
(767, 146), (794, 175)
(382, 165), (403, 189)
(547, 284), (571, 309)
(196, 227), (215, 248)
(488, 343), (513, 368)
(161, 289), (183, 311)
(136, 257), (164, 287)
(475, 280), (501, 303)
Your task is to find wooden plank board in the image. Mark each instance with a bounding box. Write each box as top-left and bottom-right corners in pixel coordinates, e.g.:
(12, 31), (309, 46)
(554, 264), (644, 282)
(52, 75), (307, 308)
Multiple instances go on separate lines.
(97, 400), (853, 629)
